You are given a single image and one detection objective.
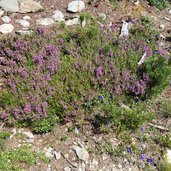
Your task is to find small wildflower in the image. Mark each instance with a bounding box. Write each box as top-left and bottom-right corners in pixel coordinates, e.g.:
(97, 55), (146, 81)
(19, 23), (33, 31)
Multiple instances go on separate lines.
(140, 127), (145, 132)
(127, 147), (131, 153)
(130, 19), (135, 24)
(0, 112), (8, 119)
(147, 157), (153, 164)
(153, 50), (158, 54)
(98, 95), (103, 100)
(141, 154), (146, 161)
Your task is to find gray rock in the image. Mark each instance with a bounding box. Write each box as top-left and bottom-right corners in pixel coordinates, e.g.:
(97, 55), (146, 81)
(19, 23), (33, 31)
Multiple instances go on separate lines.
(22, 131), (34, 139)
(0, 10), (4, 17)
(81, 19), (86, 28)
(16, 19), (30, 27)
(67, 1), (85, 13)
(23, 15), (31, 20)
(159, 24), (165, 30)
(19, 0), (44, 13)
(98, 13), (106, 21)
(0, 0), (19, 12)
(169, 9), (171, 15)
(73, 146), (89, 161)
(52, 10), (64, 22)
(65, 18), (79, 26)
(54, 151), (61, 160)
(44, 147), (54, 158)
(16, 30), (33, 35)
(64, 167), (71, 171)
(0, 24), (14, 34)
(2, 16), (11, 23)
(36, 18), (55, 26)
(166, 149), (171, 164)
(89, 158), (98, 170)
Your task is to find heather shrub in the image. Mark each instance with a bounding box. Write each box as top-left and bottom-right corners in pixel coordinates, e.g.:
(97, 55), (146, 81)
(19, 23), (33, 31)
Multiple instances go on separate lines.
(0, 18), (170, 132)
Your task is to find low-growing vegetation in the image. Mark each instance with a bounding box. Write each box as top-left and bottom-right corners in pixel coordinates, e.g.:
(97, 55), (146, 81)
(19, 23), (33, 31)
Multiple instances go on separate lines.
(0, 15), (170, 134)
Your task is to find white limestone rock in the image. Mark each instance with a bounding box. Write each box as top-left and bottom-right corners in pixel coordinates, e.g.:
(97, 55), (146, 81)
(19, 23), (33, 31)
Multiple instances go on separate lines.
(19, 0), (44, 13)
(65, 18), (79, 26)
(2, 16), (11, 23)
(67, 1), (85, 13)
(36, 18), (55, 26)
(0, 24), (14, 34)
(23, 15), (31, 20)
(72, 146), (89, 161)
(52, 10), (64, 22)
(0, 0), (19, 12)
(16, 19), (30, 27)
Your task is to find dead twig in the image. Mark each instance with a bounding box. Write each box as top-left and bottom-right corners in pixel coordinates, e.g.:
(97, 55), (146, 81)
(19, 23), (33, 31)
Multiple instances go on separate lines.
(148, 123), (169, 131)
(0, 123), (4, 130)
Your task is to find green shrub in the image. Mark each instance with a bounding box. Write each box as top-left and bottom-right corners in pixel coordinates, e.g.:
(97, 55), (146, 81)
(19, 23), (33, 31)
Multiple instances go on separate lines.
(158, 101), (171, 118)
(147, 0), (169, 10)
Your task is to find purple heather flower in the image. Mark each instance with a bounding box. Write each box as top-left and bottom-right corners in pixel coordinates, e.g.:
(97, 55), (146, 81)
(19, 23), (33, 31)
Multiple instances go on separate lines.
(98, 95), (103, 100)
(18, 67), (26, 78)
(36, 27), (45, 35)
(95, 66), (103, 78)
(141, 154), (146, 161)
(24, 103), (31, 114)
(127, 147), (131, 153)
(147, 157), (153, 164)
(44, 74), (51, 81)
(0, 112), (8, 119)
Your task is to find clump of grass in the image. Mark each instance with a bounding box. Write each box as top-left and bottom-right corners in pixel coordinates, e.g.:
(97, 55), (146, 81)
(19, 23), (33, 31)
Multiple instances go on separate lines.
(0, 145), (48, 171)
(158, 101), (171, 118)
(147, 0), (169, 10)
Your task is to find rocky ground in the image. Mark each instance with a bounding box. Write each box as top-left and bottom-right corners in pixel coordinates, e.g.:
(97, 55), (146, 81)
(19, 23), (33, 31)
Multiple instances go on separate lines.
(0, 0), (171, 171)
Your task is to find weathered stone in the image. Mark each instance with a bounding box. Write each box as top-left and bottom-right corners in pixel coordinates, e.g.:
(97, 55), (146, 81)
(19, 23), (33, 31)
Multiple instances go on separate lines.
(67, 1), (85, 13)
(23, 15), (31, 20)
(22, 131), (34, 139)
(0, 10), (4, 17)
(54, 151), (61, 160)
(64, 167), (71, 171)
(44, 147), (54, 158)
(0, 0), (19, 12)
(166, 149), (171, 164)
(52, 10), (64, 22)
(65, 18), (79, 26)
(16, 19), (30, 27)
(98, 13), (106, 21)
(19, 0), (44, 13)
(36, 18), (55, 26)
(73, 146), (89, 161)
(16, 30), (33, 35)
(0, 24), (14, 34)
(2, 16), (11, 23)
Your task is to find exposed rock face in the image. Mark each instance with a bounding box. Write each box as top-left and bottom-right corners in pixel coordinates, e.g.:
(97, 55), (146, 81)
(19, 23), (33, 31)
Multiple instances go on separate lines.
(0, 24), (14, 34)
(0, 0), (19, 12)
(18, 0), (44, 13)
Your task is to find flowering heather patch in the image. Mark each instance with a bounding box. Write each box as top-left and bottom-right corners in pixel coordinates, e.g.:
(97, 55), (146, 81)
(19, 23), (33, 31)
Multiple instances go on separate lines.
(0, 37), (60, 121)
(0, 21), (170, 132)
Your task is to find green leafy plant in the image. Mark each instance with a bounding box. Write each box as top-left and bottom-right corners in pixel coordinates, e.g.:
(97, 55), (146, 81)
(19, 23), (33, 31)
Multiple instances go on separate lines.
(147, 0), (169, 10)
